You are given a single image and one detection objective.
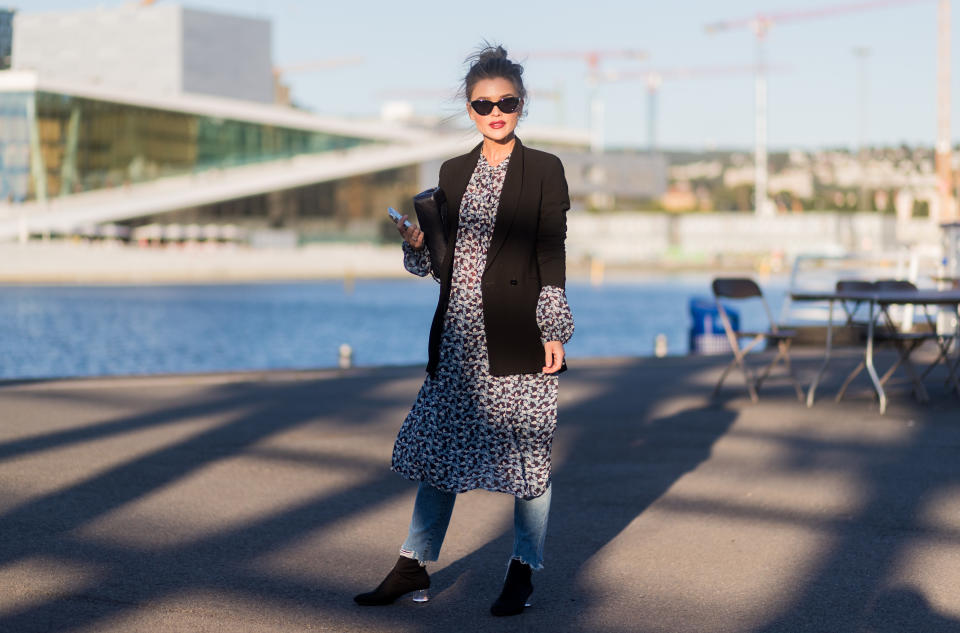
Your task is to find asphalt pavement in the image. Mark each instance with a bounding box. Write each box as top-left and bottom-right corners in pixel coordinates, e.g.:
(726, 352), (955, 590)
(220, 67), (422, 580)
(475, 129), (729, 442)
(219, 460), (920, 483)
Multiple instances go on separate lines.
(1, 351), (959, 633)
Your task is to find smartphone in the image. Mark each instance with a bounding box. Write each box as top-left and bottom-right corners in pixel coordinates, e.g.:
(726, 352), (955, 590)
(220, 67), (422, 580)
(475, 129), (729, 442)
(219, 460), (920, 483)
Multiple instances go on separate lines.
(388, 207), (413, 229)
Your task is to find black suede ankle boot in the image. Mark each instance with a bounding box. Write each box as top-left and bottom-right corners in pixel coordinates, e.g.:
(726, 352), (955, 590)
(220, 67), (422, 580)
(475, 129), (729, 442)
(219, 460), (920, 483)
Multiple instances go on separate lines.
(490, 559), (533, 616)
(354, 556), (430, 606)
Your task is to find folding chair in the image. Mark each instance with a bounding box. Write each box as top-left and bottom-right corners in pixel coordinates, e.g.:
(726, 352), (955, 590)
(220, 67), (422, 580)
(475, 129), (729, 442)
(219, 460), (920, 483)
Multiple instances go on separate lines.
(836, 280), (940, 403)
(836, 279), (875, 327)
(711, 278), (804, 403)
(914, 288), (960, 393)
(931, 278), (960, 393)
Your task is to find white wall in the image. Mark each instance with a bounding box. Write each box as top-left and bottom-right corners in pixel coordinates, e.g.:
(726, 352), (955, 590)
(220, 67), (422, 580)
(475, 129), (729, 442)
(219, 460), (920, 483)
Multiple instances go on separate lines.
(181, 8), (273, 104)
(13, 5), (274, 103)
(13, 5), (181, 97)
(567, 212), (944, 264)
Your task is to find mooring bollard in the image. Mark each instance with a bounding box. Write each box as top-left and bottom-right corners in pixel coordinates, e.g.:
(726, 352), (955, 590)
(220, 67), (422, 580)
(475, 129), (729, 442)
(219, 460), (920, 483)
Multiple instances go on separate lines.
(590, 258), (605, 287)
(338, 343), (353, 369)
(654, 333), (668, 358)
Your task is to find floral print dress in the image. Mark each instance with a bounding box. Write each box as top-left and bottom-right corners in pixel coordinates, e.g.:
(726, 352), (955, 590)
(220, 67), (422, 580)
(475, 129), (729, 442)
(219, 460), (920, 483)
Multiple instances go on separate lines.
(391, 154), (574, 499)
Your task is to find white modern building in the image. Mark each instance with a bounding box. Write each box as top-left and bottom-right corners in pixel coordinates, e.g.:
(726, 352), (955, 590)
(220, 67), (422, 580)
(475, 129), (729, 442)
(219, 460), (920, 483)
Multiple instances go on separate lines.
(0, 68), (475, 242)
(0, 3), (663, 243)
(0, 3), (481, 242)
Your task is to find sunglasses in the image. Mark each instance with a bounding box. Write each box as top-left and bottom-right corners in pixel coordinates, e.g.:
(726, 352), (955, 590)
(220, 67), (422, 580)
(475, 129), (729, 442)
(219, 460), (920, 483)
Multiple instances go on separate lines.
(470, 96), (521, 116)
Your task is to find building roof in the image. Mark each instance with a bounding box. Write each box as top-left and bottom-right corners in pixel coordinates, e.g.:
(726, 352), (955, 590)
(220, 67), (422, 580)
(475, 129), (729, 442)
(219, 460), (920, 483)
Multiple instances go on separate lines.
(0, 70), (592, 240)
(0, 134), (481, 240)
(0, 71), (434, 144)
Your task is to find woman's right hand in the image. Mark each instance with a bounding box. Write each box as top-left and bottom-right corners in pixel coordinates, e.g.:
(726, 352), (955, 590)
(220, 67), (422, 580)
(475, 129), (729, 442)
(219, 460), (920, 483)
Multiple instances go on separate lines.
(396, 214), (425, 251)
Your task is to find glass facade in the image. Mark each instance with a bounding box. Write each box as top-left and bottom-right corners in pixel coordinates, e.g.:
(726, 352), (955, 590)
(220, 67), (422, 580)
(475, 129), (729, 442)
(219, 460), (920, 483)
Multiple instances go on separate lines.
(5, 90), (375, 201)
(0, 9), (12, 70)
(0, 92), (31, 202)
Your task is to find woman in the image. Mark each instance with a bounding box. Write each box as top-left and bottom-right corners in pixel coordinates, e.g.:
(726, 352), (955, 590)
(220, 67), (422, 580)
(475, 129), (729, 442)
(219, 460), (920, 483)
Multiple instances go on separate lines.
(354, 44), (574, 617)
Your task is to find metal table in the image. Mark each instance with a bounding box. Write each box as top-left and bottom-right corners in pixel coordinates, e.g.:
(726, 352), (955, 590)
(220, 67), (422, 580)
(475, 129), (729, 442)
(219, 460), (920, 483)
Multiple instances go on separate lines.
(791, 289), (960, 414)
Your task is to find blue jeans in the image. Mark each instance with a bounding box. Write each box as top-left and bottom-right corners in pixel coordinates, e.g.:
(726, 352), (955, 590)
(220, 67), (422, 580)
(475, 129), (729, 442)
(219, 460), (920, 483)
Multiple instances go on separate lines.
(399, 481), (552, 570)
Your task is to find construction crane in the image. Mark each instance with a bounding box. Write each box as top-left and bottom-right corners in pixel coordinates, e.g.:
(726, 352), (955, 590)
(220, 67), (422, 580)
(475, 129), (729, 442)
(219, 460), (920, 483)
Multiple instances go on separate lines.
(523, 49), (648, 72)
(936, 0), (954, 222)
(596, 65), (788, 152)
(376, 85), (567, 125)
(524, 49), (649, 153)
(705, 0), (935, 217)
(272, 56), (365, 106)
(853, 46), (871, 211)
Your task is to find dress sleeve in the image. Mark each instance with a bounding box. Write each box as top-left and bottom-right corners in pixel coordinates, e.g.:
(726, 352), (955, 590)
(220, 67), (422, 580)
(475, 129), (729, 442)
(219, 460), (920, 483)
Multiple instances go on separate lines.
(402, 241), (440, 283)
(537, 285), (574, 344)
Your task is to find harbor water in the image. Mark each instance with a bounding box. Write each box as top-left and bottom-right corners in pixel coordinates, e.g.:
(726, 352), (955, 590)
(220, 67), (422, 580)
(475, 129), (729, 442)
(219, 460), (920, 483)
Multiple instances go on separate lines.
(0, 277), (787, 380)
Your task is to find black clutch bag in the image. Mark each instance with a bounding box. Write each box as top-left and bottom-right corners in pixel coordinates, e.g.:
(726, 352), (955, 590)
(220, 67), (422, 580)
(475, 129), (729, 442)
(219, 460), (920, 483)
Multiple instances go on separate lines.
(413, 187), (449, 278)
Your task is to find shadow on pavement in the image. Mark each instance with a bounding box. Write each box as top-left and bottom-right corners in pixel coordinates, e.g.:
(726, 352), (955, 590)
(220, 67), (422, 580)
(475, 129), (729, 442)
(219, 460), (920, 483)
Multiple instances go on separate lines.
(1, 353), (959, 632)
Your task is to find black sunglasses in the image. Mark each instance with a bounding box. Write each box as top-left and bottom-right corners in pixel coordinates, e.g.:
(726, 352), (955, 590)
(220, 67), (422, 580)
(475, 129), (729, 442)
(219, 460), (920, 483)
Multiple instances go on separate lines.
(470, 97), (521, 116)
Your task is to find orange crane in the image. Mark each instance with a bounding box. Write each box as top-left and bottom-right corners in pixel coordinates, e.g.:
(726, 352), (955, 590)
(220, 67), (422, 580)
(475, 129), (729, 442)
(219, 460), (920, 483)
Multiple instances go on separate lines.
(523, 49), (648, 73)
(935, 0), (954, 222)
(523, 49), (649, 153)
(596, 64), (788, 152)
(272, 56), (365, 106)
(376, 86), (566, 124)
(705, 0), (935, 216)
(705, 0), (931, 34)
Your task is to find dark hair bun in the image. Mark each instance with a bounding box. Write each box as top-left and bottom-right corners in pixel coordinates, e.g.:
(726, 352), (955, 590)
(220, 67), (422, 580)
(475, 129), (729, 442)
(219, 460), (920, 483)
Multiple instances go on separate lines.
(475, 45), (509, 64)
(460, 42), (527, 108)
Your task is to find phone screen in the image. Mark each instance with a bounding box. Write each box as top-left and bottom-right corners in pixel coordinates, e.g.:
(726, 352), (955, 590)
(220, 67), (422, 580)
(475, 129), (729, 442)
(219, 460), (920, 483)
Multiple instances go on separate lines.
(388, 207), (411, 228)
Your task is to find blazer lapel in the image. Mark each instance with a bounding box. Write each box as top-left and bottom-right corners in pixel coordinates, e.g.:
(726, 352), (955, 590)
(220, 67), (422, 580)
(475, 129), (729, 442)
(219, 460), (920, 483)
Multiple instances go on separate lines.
(484, 137), (524, 274)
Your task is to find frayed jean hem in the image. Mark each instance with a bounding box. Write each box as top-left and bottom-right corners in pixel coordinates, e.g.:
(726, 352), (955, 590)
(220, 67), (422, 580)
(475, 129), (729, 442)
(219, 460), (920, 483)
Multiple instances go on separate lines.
(399, 547), (432, 565)
(509, 555), (544, 572)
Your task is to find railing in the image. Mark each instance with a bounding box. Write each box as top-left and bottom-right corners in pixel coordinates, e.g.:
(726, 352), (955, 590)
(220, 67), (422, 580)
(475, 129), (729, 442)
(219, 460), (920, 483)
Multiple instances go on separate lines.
(780, 249), (943, 328)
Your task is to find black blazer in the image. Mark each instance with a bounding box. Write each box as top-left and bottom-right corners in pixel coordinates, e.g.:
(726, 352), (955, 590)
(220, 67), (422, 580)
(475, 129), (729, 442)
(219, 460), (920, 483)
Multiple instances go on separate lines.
(427, 137), (570, 377)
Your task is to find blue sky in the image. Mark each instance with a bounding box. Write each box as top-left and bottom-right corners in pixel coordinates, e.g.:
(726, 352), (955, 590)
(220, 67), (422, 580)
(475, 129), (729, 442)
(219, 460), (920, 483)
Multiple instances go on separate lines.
(19, 0), (960, 151)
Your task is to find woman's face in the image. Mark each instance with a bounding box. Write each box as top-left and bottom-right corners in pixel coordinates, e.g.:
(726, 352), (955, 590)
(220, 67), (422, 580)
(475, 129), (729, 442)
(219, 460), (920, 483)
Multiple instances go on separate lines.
(467, 76), (522, 143)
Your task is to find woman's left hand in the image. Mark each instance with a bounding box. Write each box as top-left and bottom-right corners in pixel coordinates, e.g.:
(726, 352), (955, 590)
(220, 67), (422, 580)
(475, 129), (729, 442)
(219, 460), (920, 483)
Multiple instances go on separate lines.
(543, 341), (565, 374)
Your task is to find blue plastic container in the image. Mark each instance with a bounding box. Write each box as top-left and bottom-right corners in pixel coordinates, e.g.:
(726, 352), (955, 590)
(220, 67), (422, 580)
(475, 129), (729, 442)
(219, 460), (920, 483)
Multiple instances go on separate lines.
(689, 297), (738, 355)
